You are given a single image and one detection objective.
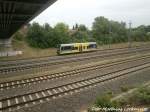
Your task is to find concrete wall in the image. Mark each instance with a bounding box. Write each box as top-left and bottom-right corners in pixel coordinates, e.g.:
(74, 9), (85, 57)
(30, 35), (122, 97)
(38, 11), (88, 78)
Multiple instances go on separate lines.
(0, 51), (23, 57)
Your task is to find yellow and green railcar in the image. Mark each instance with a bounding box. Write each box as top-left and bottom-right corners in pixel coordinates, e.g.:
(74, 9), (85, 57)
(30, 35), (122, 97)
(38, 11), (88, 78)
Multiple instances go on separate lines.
(57, 42), (97, 55)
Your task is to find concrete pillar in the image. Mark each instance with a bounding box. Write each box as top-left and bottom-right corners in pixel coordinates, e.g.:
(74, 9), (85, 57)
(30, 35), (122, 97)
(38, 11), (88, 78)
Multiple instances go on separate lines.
(0, 38), (12, 52)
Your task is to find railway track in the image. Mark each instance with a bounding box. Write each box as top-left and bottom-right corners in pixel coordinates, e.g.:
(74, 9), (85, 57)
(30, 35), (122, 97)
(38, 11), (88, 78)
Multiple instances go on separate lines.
(0, 45), (148, 68)
(0, 46), (133, 66)
(1, 47), (150, 74)
(0, 54), (150, 91)
(0, 47), (133, 68)
(0, 58), (150, 112)
(0, 47), (129, 67)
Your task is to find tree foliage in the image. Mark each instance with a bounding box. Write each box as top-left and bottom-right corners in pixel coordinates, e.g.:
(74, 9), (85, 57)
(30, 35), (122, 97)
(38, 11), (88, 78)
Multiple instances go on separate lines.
(132, 87), (150, 105)
(22, 16), (150, 49)
(70, 24), (92, 43)
(13, 32), (24, 41)
(26, 22), (71, 48)
(92, 16), (128, 44)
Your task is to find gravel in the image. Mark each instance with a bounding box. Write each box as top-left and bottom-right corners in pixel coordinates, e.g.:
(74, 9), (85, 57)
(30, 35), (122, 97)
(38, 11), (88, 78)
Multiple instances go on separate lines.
(1, 57), (150, 98)
(0, 48), (148, 78)
(13, 67), (150, 112)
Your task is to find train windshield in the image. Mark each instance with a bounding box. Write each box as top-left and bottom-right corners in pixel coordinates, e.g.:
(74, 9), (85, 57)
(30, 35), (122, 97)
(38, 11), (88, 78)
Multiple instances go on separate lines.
(88, 44), (97, 49)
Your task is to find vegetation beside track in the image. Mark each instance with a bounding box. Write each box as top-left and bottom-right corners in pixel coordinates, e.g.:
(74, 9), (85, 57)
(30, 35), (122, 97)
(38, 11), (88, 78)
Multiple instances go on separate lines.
(120, 86), (150, 106)
(1, 16), (149, 60)
(14, 16), (150, 49)
(88, 84), (150, 112)
(0, 41), (149, 61)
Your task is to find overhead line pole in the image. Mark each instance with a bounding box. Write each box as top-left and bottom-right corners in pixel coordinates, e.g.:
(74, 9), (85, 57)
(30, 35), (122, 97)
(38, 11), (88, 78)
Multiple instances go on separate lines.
(128, 21), (132, 48)
(109, 22), (112, 48)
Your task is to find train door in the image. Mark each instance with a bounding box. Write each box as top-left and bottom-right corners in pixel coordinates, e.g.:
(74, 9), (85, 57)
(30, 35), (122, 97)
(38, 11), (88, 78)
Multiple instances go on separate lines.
(79, 45), (82, 52)
(83, 43), (88, 51)
(82, 45), (86, 52)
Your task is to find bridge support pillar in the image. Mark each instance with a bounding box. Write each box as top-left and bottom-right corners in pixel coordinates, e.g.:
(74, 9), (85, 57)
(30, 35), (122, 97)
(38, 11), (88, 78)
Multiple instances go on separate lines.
(0, 38), (12, 52)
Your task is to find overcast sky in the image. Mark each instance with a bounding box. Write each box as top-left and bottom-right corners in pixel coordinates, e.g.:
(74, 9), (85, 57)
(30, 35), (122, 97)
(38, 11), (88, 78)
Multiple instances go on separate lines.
(32, 0), (150, 28)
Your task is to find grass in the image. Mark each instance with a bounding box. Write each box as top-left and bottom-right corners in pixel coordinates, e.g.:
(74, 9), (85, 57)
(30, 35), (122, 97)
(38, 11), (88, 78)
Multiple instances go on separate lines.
(0, 40), (150, 61)
(114, 86), (150, 107)
(89, 92), (120, 112)
(89, 87), (150, 112)
(129, 86), (150, 106)
(120, 86), (132, 92)
(0, 39), (57, 61)
(89, 83), (150, 112)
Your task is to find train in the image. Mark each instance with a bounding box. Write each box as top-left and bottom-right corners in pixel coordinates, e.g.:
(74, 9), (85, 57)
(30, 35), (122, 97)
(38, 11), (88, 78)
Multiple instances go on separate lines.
(57, 42), (97, 55)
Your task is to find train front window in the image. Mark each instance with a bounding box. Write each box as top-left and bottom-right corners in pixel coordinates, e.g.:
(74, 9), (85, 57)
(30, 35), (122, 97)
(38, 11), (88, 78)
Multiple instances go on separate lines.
(88, 44), (97, 49)
(61, 46), (72, 51)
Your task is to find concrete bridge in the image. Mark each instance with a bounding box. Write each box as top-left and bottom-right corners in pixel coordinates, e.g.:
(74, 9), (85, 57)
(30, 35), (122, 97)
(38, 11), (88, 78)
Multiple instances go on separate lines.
(0, 0), (57, 52)
(0, 0), (57, 39)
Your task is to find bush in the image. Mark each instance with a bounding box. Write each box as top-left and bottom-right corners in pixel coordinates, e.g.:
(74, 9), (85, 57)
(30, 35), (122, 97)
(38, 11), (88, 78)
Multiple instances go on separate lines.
(120, 86), (129, 92)
(116, 98), (128, 106)
(13, 32), (24, 41)
(26, 22), (71, 48)
(133, 87), (150, 105)
(94, 95), (120, 110)
(24, 18), (150, 49)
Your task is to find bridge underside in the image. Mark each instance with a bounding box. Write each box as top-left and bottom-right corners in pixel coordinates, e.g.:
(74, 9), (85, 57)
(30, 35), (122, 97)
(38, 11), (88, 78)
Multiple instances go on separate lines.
(0, 0), (57, 39)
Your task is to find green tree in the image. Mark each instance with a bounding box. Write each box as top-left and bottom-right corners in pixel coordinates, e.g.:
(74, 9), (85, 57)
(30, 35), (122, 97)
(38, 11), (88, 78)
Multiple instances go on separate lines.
(92, 16), (127, 45)
(44, 23), (52, 31)
(131, 25), (147, 42)
(26, 22), (44, 48)
(25, 17), (150, 49)
(53, 23), (71, 46)
(78, 24), (88, 31)
(92, 17), (110, 44)
(70, 24), (92, 42)
(75, 23), (79, 30)
(26, 22), (54, 48)
(71, 31), (90, 42)
(26, 22), (72, 48)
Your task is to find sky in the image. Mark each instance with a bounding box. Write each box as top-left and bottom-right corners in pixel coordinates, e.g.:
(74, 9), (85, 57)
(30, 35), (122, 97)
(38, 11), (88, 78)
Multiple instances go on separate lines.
(32, 0), (150, 28)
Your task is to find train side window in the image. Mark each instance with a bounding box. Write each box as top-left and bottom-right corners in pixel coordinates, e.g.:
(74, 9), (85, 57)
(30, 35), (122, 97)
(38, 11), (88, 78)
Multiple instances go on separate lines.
(62, 46), (72, 51)
(72, 47), (78, 50)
